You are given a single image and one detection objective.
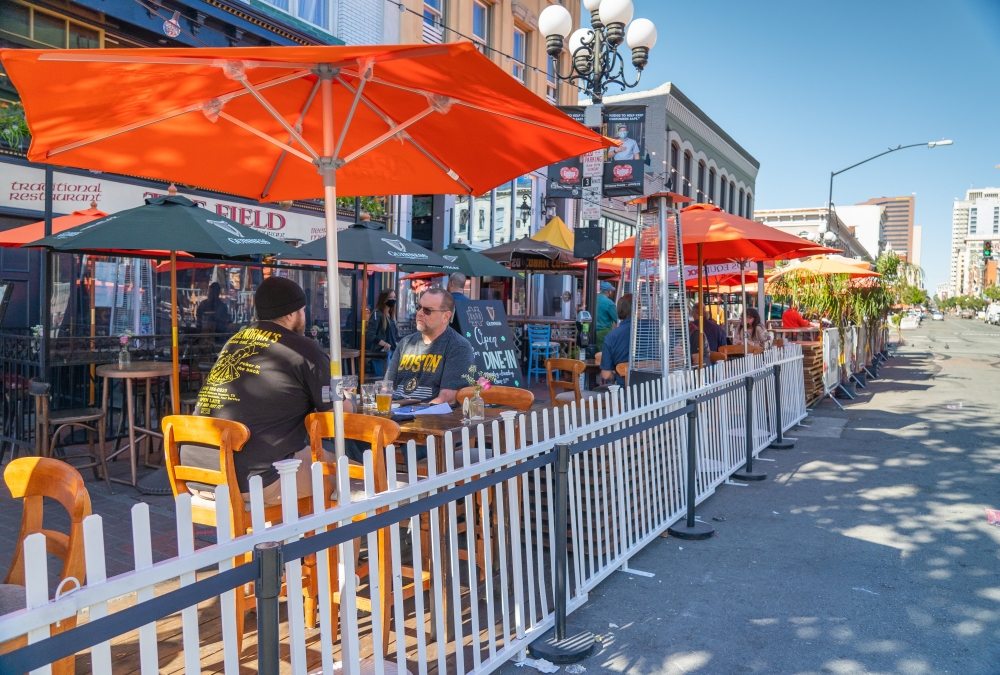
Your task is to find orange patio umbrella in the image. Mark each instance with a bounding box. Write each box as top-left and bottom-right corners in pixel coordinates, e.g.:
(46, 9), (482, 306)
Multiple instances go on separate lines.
(0, 203), (108, 246)
(769, 256), (881, 280)
(3, 43), (612, 456)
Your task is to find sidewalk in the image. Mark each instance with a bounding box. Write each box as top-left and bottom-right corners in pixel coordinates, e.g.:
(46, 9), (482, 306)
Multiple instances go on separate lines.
(503, 327), (1000, 675)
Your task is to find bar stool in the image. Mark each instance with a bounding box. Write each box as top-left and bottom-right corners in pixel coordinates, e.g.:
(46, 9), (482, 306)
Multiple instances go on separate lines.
(526, 324), (559, 384)
(29, 379), (111, 493)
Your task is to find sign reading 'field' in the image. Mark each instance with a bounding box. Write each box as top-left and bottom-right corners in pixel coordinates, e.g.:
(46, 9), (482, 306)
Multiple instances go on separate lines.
(455, 300), (524, 388)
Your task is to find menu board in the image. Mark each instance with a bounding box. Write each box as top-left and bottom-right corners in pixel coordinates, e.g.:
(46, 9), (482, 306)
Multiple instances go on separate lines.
(455, 300), (524, 388)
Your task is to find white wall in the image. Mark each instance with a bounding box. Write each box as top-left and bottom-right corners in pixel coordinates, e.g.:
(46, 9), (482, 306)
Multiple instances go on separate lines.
(912, 225), (922, 269)
(835, 204), (884, 261)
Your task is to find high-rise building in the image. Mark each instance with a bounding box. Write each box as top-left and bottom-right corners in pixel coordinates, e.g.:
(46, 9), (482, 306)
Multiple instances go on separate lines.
(832, 204), (886, 260)
(859, 196), (914, 260)
(911, 225), (922, 269)
(950, 187), (1000, 296)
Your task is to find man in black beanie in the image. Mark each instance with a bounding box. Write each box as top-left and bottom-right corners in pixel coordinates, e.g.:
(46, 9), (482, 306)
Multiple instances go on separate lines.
(185, 275), (347, 506)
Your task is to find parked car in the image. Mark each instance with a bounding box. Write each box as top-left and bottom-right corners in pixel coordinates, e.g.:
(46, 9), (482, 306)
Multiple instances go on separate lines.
(931, 311), (944, 321)
(961, 309), (976, 319)
(986, 303), (1000, 325)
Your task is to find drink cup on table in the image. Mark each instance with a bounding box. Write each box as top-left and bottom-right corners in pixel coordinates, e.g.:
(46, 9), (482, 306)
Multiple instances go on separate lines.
(376, 380), (393, 414)
(361, 383), (376, 411)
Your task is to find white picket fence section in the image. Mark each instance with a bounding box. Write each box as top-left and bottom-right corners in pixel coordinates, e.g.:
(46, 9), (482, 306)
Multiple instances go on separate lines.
(0, 345), (806, 675)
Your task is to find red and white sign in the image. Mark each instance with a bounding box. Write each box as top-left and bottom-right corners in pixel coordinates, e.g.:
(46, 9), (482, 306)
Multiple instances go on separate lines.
(559, 166), (580, 183)
(582, 149), (604, 179)
(0, 161), (337, 243)
(612, 163), (634, 181)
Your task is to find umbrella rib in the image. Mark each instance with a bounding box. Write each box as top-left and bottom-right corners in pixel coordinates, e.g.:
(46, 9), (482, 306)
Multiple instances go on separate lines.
(46, 69), (312, 158)
(340, 106), (435, 165)
(237, 75), (319, 160)
(261, 79), (321, 200)
(335, 76), (474, 194)
(367, 76), (603, 142)
(332, 59), (373, 161)
(217, 111), (314, 163)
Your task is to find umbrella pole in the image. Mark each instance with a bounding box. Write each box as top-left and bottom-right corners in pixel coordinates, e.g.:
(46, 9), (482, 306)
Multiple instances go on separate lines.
(698, 244), (704, 374)
(359, 263), (368, 385)
(170, 250), (180, 415)
(320, 71), (346, 459)
(740, 261), (749, 355)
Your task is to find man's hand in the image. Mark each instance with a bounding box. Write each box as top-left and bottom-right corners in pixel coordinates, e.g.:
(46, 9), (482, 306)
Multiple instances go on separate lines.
(601, 369), (616, 383)
(432, 388), (459, 406)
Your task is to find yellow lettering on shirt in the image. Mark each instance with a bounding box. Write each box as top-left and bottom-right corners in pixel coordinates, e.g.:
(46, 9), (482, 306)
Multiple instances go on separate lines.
(398, 353), (442, 373)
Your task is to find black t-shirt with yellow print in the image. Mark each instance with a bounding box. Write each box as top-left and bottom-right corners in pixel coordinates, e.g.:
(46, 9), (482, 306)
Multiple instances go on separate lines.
(386, 327), (474, 402)
(186, 321), (331, 492)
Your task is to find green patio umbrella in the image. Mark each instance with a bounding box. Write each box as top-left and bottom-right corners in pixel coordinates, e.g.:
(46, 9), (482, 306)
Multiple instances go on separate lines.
(27, 191), (301, 413)
(401, 241), (518, 278)
(280, 222), (460, 384)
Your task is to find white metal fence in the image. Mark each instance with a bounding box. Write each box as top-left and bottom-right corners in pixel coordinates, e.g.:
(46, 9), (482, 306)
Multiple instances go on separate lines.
(0, 345), (806, 675)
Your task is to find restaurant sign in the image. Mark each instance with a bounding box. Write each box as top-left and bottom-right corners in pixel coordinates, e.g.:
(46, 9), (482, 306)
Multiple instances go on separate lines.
(509, 254), (576, 272)
(455, 300), (524, 388)
(0, 161), (335, 243)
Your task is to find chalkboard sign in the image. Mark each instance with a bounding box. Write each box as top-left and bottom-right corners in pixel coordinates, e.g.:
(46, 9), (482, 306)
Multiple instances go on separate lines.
(455, 300), (524, 388)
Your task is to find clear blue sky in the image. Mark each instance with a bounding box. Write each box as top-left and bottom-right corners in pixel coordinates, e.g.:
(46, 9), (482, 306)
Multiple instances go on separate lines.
(594, 0), (1000, 292)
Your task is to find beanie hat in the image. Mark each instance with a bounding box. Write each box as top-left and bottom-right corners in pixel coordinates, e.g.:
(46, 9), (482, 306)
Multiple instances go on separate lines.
(255, 276), (306, 321)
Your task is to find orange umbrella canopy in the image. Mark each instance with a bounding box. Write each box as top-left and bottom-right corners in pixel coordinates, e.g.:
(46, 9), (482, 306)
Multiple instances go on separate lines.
(769, 256), (881, 279)
(1, 44), (614, 202)
(679, 204), (826, 263)
(0, 205), (108, 247)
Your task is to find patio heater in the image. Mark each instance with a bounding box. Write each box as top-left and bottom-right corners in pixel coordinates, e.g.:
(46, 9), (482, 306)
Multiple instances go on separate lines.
(626, 194), (689, 392)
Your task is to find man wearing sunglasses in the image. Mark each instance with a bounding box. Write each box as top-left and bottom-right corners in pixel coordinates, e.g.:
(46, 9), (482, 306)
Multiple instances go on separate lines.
(386, 287), (474, 405)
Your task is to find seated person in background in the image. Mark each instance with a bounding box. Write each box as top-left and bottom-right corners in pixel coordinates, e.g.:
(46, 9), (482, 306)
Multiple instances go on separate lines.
(700, 308), (728, 353)
(688, 319), (712, 360)
(734, 307), (773, 349)
(185, 276), (353, 506)
(196, 282), (231, 332)
(781, 304), (815, 329)
(386, 288), (474, 405)
(600, 294), (633, 386)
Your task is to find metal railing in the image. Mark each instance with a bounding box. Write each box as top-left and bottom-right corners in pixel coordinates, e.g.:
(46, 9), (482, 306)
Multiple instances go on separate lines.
(0, 346), (806, 675)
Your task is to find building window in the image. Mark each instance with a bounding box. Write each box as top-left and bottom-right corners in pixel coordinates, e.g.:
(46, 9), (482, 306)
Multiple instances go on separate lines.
(670, 143), (679, 193)
(729, 183), (735, 214)
(546, 55), (558, 104)
(0, 1), (102, 48)
(994, 206), (999, 234)
(738, 188), (745, 218)
(257, 0), (331, 31)
(422, 0), (444, 43)
(708, 168), (716, 204)
(718, 175), (726, 211)
(746, 193), (752, 218)
(682, 151), (692, 198)
(970, 207), (978, 235)
(696, 161), (706, 203)
(472, 1), (490, 52)
(512, 28), (526, 83)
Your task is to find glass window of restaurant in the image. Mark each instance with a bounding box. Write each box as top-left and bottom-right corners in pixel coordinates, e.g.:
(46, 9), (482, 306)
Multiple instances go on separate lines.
(514, 176), (533, 241)
(472, 191), (493, 247)
(494, 182), (511, 244)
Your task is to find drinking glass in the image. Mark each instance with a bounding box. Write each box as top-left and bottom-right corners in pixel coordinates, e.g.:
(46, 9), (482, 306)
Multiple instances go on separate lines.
(376, 380), (394, 414)
(361, 383), (377, 411)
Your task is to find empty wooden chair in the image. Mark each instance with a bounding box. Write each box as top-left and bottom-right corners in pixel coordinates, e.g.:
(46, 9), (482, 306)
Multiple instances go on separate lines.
(29, 378), (111, 493)
(719, 344), (763, 357)
(1, 457), (92, 675)
(305, 412), (430, 653)
(456, 385), (534, 412)
(545, 358), (599, 406)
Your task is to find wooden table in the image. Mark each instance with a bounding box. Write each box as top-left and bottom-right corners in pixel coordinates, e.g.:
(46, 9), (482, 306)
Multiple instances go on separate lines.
(97, 362), (173, 487)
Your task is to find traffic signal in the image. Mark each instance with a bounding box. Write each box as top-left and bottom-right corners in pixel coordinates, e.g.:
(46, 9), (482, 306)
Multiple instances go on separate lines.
(985, 240), (993, 258)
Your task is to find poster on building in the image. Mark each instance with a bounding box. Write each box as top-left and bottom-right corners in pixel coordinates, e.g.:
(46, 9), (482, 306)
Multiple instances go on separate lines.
(547, 106), (585, 198)
(455, 300), (524, 388)
(602, 105), (646, 197)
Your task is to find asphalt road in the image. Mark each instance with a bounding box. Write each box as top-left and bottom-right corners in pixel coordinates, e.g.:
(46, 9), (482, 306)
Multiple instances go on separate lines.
(505, 316), (1000, 675)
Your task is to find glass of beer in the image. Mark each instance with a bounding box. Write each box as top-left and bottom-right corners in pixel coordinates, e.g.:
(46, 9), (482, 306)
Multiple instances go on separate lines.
(376, 380), (393, 414)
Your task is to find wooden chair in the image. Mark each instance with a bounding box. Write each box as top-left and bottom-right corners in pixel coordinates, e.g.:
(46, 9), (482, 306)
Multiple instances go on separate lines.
(710, 351), (728, 363)
(615, 363), (629, 386)
(0, 457), (92, 675)
(305, 412), (430, 653)
(161, 415), (315, 653)
(456, 385), (534, 412)
(545, 358), (598, 406)
(29, 378), (111, 494)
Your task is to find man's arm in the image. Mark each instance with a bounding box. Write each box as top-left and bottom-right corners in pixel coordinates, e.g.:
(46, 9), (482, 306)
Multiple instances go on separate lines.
(432, 389), (459, 406)
(435, 334), (475, 405)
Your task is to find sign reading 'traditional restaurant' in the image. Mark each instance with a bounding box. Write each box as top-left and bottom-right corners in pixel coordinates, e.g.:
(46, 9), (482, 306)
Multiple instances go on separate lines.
(455, 300), (524, 388)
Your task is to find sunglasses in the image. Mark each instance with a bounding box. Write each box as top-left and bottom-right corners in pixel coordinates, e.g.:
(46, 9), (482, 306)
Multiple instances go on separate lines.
(417, 304), (448, 315)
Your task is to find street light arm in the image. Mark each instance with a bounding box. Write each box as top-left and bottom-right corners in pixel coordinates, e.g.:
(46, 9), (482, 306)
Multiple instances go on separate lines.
(832, 142), (936, 177)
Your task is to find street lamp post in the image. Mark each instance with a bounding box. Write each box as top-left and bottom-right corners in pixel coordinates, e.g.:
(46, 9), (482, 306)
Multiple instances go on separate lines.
(539, 0), (657, 354)
(824, 140), (954, 247)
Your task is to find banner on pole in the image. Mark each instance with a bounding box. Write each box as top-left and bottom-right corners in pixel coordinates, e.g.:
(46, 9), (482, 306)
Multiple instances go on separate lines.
(602, 105), (646, 197)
